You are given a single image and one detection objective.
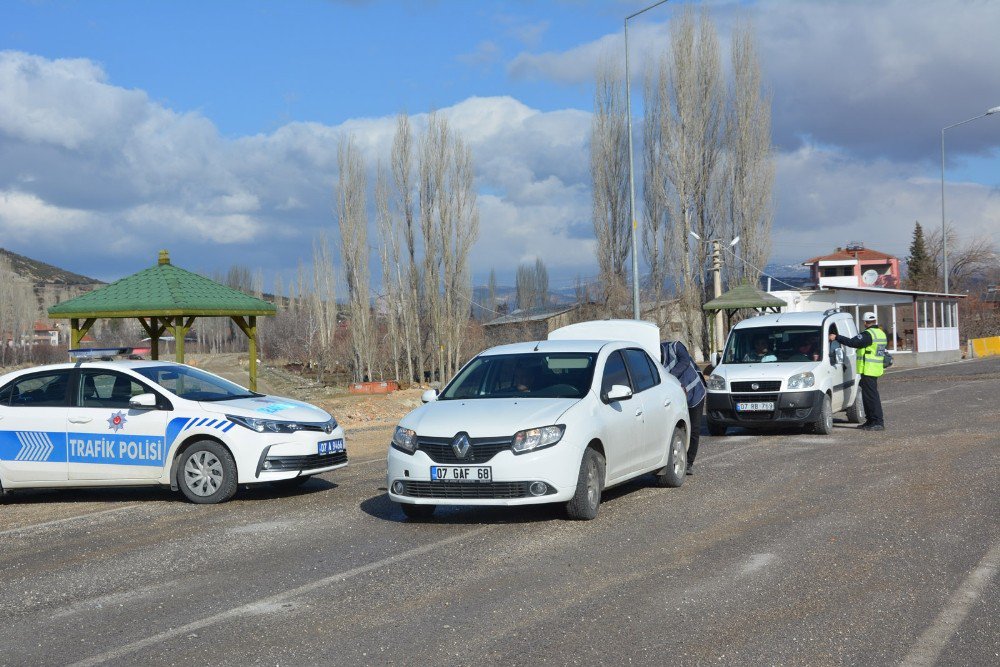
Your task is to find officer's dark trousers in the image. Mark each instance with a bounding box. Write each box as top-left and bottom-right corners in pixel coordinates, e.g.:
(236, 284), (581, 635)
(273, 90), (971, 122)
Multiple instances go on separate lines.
(860, 374), (884, 426)
(688, 397), (705, 464)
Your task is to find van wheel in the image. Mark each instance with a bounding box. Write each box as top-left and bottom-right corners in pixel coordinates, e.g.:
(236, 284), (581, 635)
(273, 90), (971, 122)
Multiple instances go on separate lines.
(177, 441), (238, 504)
(655, 427), (687, 488)
(811, 394), (834, 435)
(707, 419), (728, 436)
(846, 391), (865, 424)
(566, 448), (604, 520)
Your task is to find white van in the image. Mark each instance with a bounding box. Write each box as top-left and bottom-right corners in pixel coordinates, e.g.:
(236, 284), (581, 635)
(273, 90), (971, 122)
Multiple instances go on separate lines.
(705, 309), (865, 435)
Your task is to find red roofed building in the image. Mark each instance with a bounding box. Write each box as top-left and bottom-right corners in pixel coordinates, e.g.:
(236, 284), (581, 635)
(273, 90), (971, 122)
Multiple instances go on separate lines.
(802, 243), (900, 289)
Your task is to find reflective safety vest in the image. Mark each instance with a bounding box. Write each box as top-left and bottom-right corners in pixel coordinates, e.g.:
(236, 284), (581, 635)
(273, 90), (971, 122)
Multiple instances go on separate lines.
(858, 326), (887, 377)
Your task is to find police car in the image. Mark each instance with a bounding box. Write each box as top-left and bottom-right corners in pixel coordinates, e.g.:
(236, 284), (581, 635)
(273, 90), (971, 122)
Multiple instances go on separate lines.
(0, 351), (346, 503)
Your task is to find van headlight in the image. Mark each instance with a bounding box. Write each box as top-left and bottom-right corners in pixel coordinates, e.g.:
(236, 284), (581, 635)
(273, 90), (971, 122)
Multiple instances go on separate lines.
(707, 374), (726, 391)
(512, 425), (565, 454)
(392, 426), (417, 453)
(787, 372), (816, 390)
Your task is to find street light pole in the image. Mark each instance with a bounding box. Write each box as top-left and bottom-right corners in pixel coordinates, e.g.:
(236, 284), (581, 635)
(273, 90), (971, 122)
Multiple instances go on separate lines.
(625, 0), (670, 320)
(940, 105), (1000, 294)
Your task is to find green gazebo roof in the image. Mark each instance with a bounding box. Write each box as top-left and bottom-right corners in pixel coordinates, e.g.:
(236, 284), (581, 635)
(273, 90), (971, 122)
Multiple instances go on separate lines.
(48, 251), (276, 319)
(703, 283), (787, 312)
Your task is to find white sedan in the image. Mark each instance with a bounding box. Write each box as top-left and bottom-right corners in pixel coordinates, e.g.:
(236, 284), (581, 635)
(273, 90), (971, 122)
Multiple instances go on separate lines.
(387, 321), (690, 520)
(0, 359), (346, 503)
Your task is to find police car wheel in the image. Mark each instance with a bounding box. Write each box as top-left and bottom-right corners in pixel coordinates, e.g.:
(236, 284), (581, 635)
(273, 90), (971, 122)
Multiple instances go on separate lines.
(177, 441), (238, 504)
(655, 426), (686, 488)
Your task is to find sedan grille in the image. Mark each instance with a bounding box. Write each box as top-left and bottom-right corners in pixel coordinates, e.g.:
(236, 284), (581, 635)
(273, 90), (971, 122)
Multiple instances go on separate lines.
(264, 451), (348, 471)
(416, 436), (512, 464)
(731, 381), (782, 393)
(398, 480), (532, 499)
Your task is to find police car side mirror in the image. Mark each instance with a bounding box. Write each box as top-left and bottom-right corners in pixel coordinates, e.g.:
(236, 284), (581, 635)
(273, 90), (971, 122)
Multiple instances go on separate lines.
(129, 393), (158, 409)
(421, 389), (438, 404)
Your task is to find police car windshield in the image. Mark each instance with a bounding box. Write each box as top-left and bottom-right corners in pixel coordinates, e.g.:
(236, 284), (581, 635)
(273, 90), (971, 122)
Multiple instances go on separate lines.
(723, 326), (823, 364)
(440, 352), (597, 400)
(135, 365), (258, 402)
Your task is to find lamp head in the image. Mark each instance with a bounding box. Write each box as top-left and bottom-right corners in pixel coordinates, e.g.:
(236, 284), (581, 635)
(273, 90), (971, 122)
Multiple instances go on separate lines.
(689, 231), (702, 241)
(730, 236), (741, 247)
(987, 106), (1000, 115)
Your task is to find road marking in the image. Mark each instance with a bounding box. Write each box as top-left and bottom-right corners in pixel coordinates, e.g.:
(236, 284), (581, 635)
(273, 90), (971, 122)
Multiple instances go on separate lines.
(0, 506), (140, 537)
(900, 537), (1000, 667)
(68, 525), (493, 667)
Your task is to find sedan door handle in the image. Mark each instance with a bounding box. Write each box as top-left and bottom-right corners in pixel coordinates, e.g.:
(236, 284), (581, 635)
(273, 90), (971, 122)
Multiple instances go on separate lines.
(69, 417), (92, 424)
(635, 409), (643, 417)
(663, 399), (672, 407)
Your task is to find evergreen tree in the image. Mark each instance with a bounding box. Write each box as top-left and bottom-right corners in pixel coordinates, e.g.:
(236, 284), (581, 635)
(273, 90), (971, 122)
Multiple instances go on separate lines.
(906, 221), (937, 291)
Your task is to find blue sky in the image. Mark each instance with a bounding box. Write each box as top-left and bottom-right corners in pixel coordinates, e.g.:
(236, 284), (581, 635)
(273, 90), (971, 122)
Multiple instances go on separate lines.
(1, 0), (998, 288)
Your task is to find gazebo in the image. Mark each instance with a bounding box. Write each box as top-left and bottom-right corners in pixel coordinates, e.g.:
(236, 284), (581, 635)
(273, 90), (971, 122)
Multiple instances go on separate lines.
(48, 250), (276, 390)
(703, 283), (787, 319)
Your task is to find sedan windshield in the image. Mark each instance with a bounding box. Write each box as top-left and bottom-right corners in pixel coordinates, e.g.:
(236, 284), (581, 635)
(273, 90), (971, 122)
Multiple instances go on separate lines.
(723, 326), (823, 364)
(440, 353), (597, 400)
(135, 365), (258, 402)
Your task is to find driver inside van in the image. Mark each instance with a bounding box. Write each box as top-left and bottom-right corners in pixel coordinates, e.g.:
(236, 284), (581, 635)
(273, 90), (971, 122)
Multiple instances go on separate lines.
(744, 337), (777, 363)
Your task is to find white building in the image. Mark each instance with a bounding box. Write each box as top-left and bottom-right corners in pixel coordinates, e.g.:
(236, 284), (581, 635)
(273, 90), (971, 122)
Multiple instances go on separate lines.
(769, 286), (965, 366)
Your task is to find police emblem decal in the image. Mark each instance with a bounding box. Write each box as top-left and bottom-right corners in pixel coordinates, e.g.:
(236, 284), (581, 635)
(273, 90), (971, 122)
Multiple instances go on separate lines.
(451, 433), (471, 459)
(107, 411), (127, 432)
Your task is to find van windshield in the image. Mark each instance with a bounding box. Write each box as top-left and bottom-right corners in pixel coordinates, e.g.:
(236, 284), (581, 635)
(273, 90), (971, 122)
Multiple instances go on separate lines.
(723, 326), (823, 364)
(440, 353), (597, 400)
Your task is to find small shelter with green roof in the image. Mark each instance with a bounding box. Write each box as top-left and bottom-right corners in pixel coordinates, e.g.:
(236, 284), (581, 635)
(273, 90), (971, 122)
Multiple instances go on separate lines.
(703, 283), (787, 318)
(48, 250), (276, 390)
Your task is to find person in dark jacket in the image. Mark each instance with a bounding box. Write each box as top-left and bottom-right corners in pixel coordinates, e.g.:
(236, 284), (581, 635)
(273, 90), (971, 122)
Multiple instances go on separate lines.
(661, 340), (707, 475)
(829, 311), (888, 431)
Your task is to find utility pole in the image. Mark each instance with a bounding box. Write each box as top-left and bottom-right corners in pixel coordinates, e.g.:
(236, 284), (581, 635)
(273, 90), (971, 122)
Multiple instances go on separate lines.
(712, 239), (723, 354)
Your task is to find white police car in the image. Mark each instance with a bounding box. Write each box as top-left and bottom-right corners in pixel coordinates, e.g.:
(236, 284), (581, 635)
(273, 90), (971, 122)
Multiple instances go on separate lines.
(0, 355), (346, 503)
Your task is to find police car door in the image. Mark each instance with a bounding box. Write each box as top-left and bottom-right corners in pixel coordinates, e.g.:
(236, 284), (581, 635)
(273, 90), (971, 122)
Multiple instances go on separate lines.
(0, 369), (70, 483)
(67, 369), (168, 480)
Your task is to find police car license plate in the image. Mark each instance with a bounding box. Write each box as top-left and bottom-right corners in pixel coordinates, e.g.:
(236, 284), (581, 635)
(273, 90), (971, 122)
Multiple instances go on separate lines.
(736, 401), (775, 412)
(318, 438), (345, 455)
(430, 465), (492, 482)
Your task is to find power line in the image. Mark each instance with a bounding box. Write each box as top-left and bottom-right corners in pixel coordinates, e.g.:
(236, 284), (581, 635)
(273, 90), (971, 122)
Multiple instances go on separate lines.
(720, 245), (806, 292)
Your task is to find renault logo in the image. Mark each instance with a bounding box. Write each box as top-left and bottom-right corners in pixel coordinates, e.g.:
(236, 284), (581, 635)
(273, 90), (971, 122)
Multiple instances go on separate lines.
(751, 382), (760, 391)
(452, 433), (472, 459)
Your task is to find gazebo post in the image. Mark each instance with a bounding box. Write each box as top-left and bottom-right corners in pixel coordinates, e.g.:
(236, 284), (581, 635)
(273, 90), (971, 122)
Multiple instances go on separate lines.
(249, 316), (258, 392)
(69, 317), (96, 353)
(171, 316), (195, 364)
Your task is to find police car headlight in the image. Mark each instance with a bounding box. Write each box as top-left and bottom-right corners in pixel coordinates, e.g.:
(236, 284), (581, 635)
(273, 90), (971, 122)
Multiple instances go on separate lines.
(787, 372), (815, 390)
(227, 414), (305, 434)
(707, 374), (727, 391)
(392, 426), (417, 453)
(512, 425), (565, 454)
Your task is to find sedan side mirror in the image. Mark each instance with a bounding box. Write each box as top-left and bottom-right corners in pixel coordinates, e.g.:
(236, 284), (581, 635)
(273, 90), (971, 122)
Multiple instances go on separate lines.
(421, 389), (439, 404)
(129, 393), (158, 409)
(602, 384), (633, 404)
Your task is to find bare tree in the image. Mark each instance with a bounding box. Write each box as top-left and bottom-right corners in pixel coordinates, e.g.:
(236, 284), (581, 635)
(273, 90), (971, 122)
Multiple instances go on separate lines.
(392, 113), (422, 384)
(591, 59), (631, 314)
(376, 163), (404, 383)
(0, 255), (38, 365)
(927, 225), (998, 293)
(515, 259), (549, 310)
(724, 18), (774, 287)
(336, 135), (375, 382)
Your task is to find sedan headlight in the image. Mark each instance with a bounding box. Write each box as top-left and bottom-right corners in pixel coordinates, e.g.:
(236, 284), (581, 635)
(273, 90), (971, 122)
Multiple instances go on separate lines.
(227, 414), (307, 433)
(707, 374), (726, 391)
(392, 426), (417, 453)
(787, 372), (816, 390)
(512, 425), (565, 454)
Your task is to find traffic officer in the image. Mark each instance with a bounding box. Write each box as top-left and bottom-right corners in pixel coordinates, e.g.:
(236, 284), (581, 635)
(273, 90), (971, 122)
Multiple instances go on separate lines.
(829, 311), (887, 431)
(661, 340), (706, 474)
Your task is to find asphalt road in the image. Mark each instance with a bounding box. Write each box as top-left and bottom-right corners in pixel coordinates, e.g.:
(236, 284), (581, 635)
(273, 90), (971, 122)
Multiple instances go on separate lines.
(1, 358), (997, 666)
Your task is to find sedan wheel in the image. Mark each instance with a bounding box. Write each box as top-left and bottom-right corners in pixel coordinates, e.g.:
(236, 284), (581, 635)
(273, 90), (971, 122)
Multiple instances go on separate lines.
(655, 426), (687, 488)
(566, 448), (605, 520)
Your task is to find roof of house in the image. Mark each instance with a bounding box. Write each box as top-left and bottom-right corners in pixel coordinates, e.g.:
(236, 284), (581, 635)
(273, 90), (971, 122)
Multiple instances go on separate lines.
(48, 251), (276, 319)
(483, 304), (576, 327)
(802, 247), (897, 265)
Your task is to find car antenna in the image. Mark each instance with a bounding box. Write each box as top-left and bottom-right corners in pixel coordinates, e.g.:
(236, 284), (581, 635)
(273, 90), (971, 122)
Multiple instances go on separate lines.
(533, 340), (542, 351)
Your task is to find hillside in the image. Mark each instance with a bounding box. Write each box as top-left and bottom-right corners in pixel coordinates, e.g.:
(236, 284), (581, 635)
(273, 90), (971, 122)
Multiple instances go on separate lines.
(0, 248), (102, 285)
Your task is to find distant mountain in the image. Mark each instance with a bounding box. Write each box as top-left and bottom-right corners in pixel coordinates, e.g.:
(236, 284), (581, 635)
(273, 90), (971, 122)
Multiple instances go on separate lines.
(0, 248), (102, 285)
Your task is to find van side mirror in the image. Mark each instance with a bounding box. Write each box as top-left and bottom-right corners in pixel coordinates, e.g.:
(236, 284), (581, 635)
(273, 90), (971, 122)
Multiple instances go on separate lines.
(421, 389), (439, 403)
(713, 351), (722, 366)
(830, 345), (844, 366)
(602, 384), (633, 404)
(129, 393), (158, 409)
